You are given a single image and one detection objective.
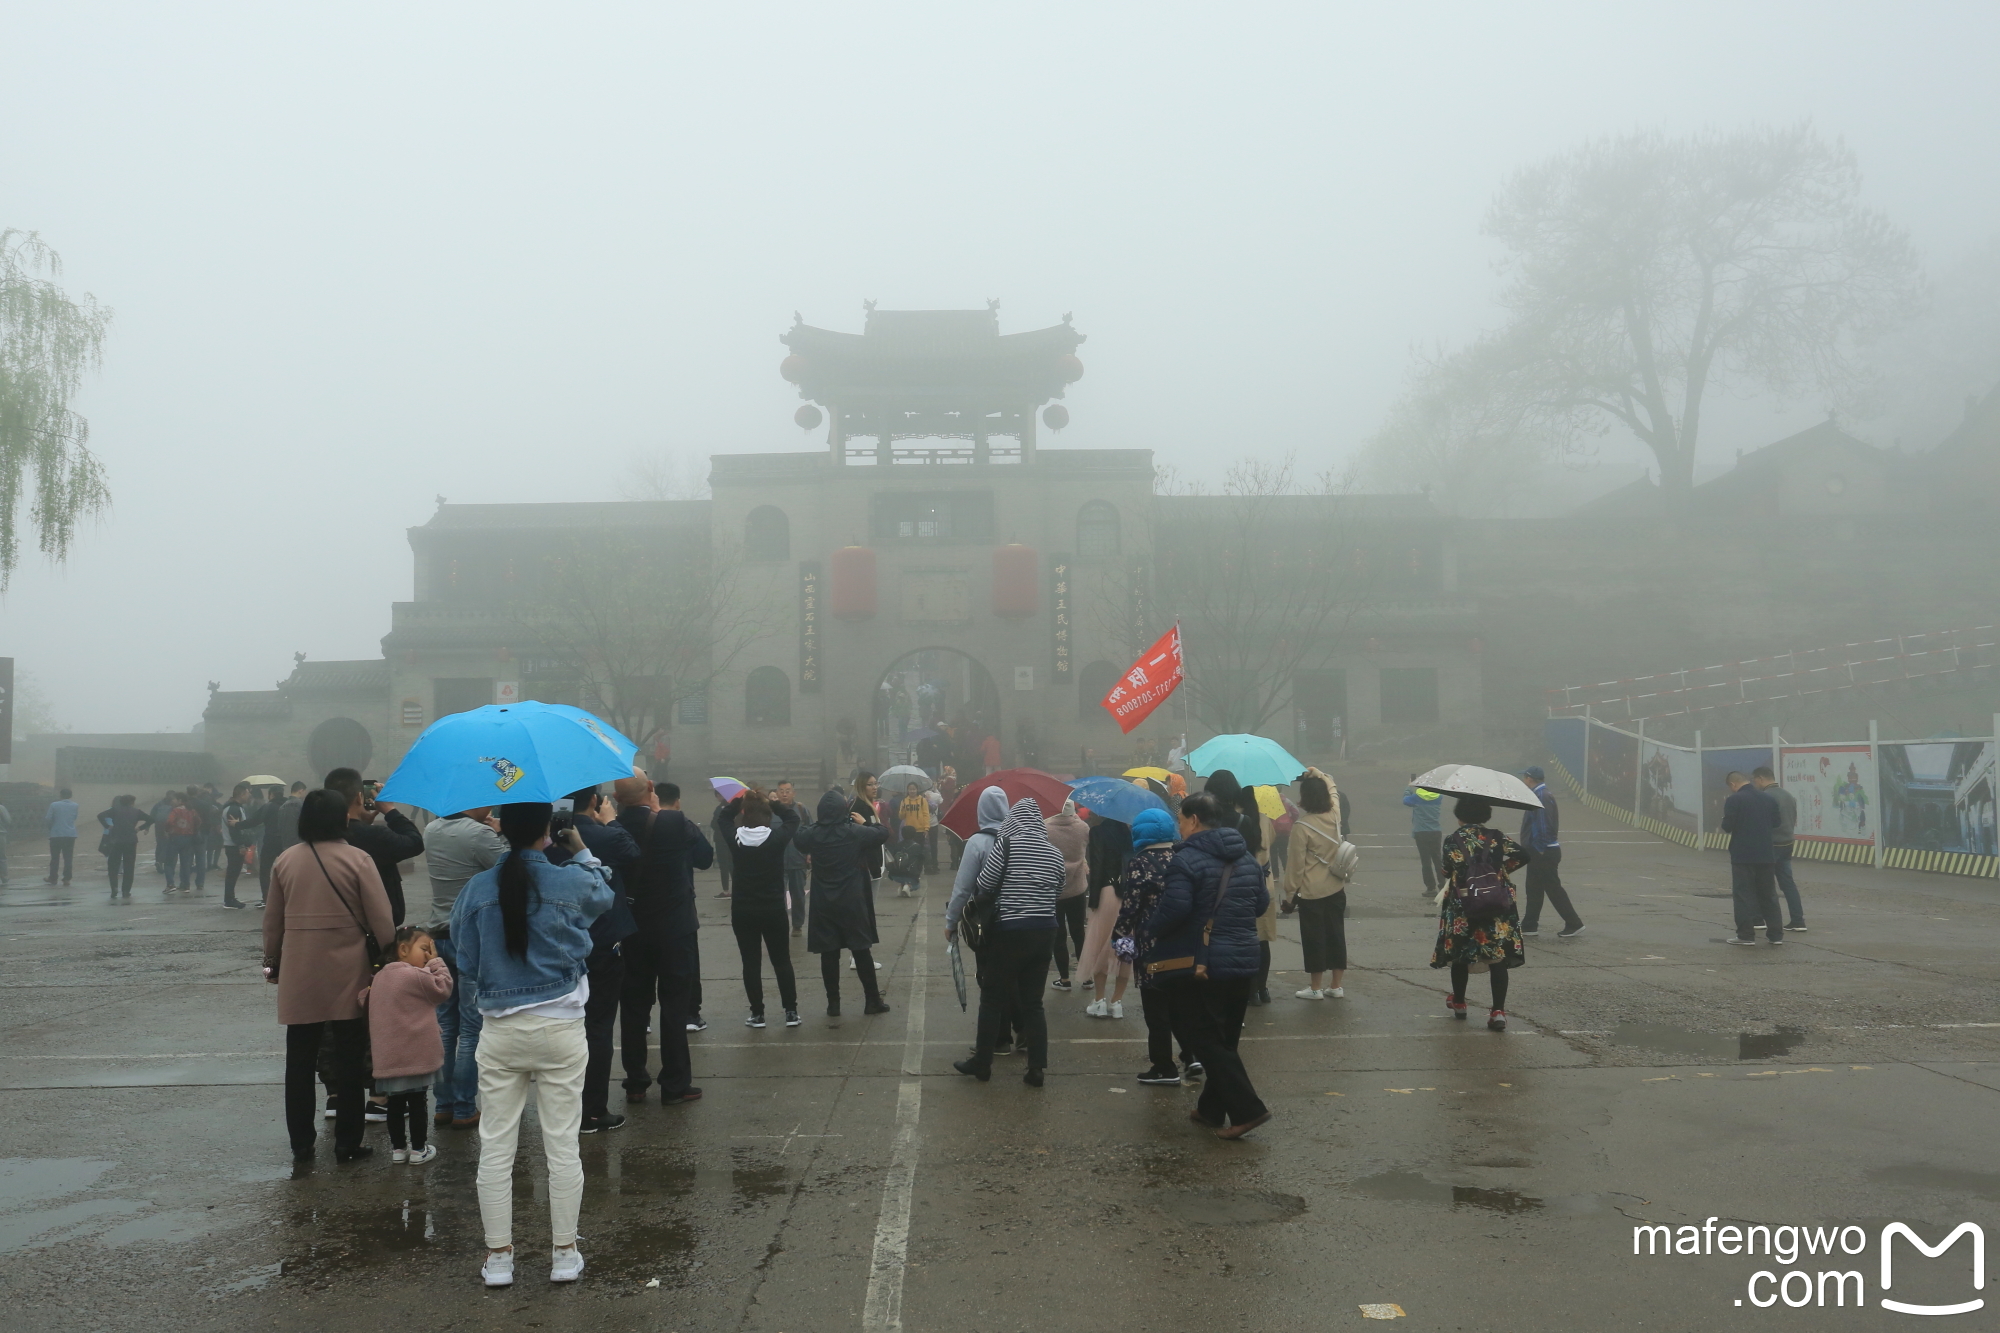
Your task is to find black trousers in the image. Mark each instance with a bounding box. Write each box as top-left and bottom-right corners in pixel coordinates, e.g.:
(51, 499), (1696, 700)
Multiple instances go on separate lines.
(46, 837), (75, 883)
(1162, 975), (1267, 1126)
(1731, 862), (1783, 943)
(221, 845), (250, 905)
(106, 842), (138, 895)
(819, 948), (882, 1006)
(621, 931), (697, 1096)
(1521, 847), (1582, 931)
(1413, 832), (1443, 892)
(733, 909), (797, 1014)
(972, 928), (1053, 1069)
(1140, 983), (1193, 1072)
(1051, 896), (1088, 979)
(285, 1018), (366, 1155)
(259, 843), (279, 900)
(1297, 891), (1348, 973)
(1254, 940), (1271, 993)
(583, 949), (625, 1120)
(385, 1090), (427, 1150)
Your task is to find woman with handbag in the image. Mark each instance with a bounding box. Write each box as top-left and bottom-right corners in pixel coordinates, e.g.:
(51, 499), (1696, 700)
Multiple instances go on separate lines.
(1284, 769), (1352, 1000)
(1429, 796), (1530, 1031)
(263, 788), (395, 1164)
(1144, 791), (1272, 1139)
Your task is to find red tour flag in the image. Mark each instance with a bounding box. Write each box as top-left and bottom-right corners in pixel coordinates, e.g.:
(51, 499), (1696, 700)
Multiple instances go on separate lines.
(1101, 624), (1185, 734)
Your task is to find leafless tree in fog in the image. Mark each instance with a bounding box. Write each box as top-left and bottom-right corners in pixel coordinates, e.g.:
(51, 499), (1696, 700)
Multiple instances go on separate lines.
(0, 230), (112, 585)
(1372, 125), (1925, 496)
(621, 452), (711, 501)
(511, 535), (776, 749)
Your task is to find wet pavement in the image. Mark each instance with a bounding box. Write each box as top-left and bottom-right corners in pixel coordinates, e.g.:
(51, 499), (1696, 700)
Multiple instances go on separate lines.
(3, 774), (1997, 1330)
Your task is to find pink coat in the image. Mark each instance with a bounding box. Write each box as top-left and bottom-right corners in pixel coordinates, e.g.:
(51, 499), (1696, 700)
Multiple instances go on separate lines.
(360, 957), (454, 1078)
(263, 840), (396, 1025)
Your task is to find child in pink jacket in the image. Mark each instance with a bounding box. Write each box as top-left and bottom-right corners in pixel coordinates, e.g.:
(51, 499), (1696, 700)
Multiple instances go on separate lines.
(361, 927), (455, 1163)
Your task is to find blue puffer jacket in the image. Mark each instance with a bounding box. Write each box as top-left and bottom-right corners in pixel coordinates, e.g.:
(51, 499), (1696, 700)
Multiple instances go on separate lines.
(1144, 826), (1270, 980)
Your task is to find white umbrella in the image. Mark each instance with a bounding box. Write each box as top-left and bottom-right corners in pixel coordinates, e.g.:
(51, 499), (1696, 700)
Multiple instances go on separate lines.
(879, 764), (934, 792)
(1409, 763), (1543, 811)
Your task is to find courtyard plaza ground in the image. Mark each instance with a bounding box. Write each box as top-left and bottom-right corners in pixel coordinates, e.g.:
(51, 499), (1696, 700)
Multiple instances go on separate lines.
(0, 770), (1995, 1331)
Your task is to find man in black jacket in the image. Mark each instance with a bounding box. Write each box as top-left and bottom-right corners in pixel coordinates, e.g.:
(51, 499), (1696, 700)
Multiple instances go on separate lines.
(614, 778), (713, 1106)
(1721, 772), (1783, 947)
(324, 767), (423, 927)
(554, 786), (642, 1133)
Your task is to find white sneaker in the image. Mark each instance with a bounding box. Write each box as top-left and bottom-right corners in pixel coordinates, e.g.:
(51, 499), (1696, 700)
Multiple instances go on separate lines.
(550, 1244), (585, 1283)
(482, 1250), (515, 1287)
(1324, 986), (1345, 999)
(390, 1147), (408, 1163)
(1086, 999), (1108, 1017)
(406, 1143), (437, 1164)
(1295, 987), (1323, 1000)
(1109, 1001), (1124, 1019)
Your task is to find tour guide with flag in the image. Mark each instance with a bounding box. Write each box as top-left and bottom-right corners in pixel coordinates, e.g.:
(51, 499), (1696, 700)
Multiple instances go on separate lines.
(1102, 625), (1185, 733)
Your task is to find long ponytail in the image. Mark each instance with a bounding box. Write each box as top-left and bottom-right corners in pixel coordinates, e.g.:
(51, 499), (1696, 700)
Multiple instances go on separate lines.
(496, 803), (553, 959)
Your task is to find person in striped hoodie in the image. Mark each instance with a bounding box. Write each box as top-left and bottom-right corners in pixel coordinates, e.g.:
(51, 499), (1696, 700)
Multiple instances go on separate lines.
(954, 797), (1065, 1087)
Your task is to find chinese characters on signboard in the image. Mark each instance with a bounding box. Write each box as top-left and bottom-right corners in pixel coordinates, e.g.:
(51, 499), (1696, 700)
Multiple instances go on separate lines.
(799, 560), (822, 694)
(1051, 555), (1072, 683)
(1101, 624), (1184, 734)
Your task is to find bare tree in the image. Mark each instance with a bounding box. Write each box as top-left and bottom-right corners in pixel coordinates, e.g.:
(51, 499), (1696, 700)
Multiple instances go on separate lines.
(621, 451), (711, 501)
(1, 230), (112, 584)
(1375, 125), (1923, 496)
(511, 533), (776, 749)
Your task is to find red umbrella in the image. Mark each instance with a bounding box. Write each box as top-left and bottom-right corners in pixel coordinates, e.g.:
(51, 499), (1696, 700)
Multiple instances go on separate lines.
(939, 768), (1074, 838)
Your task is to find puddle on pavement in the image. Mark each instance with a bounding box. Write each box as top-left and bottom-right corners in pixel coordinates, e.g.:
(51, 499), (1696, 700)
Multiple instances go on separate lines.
(1869, 1163), (2000, 1202)
(279, 1200), (450, 1280)
(593, 1146), (792, 1210)
(1348, 1169), (1544, 1214)
(1609, 1024), (1807, 1061)
(1153, 1189), (1307, 1225)
(0, 1158), (118, 1210)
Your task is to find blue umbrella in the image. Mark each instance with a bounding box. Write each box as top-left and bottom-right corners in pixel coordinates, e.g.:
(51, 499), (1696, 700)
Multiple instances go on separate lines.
(1066, 775), (1168, 825)
(1185, 734), (1307, 788)
(378, 702), (638, 813)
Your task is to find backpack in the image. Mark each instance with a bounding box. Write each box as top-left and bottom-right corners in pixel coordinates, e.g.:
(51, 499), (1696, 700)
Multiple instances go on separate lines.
(1457, 837), (1513, 920)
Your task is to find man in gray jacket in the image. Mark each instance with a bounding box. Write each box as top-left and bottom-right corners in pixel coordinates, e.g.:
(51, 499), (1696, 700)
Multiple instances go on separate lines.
(1752, 767), (1805, 932)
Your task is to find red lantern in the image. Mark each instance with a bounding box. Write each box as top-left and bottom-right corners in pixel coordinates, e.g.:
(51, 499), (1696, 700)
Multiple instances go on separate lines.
(1056, 354), (1084, 383)
(795, 404), (823, 430)
(780, 354), (805, 383)
(993, 544), (1038, 618)
(830, 546), (877, 618)
(1042, 404), (1069, 431)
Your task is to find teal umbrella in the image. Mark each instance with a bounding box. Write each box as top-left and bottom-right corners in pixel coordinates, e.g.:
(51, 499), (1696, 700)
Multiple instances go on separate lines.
(1185, 734), (1307, 788)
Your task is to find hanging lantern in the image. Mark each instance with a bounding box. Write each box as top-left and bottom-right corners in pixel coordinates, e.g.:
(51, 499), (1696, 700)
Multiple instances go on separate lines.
(830, 546), (877, 618)
(1042, 404), (1069, 431)
(795, 404), (824, 430)
(780, 354), (806, 383)
(1055, 354), (1084, 383)
(992, 544), (1038, 618)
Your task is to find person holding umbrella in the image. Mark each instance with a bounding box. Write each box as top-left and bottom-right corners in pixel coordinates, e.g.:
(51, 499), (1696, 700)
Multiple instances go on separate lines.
(1430, 795), (1530, 1030)
(794, 790), (891, 1017)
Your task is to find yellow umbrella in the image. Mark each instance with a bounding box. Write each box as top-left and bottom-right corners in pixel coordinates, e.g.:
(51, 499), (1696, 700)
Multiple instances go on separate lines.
(1123, 766), (1172, 782)
(1253, 785), (1286, 819)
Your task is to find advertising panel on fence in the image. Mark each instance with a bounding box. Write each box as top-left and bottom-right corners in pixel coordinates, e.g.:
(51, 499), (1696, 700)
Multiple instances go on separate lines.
(1879, 741), (1997, 856)
(1701, 746), (1772, 831)
(1545, 717), (1587, 789)
(1639, 742), (1700, 833)
(1587, 724), (1639, 810)
(1781, 745), (1877, 846)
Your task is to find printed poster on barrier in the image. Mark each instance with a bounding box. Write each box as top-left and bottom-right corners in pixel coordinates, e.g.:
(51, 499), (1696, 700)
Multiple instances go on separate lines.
(1879, 741), (1997, 856)
(1638, 741), (1700, 833)
(1701, 746), (1772, 831)
(1780, 745), (1877, 846)
(1586, 723), (1638, 811)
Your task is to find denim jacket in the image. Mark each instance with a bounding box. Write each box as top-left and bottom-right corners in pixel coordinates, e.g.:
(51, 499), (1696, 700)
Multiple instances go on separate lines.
(450, 849), (616, 1010)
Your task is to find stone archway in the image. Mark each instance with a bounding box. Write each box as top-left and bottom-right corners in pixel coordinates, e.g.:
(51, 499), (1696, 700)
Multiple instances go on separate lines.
(871, 647), (1001, 775)
(307, 716), (375, 777)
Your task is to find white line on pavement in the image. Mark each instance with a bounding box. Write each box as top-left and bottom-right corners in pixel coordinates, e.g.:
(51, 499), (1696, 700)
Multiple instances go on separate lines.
(861, 898), (927, 1333)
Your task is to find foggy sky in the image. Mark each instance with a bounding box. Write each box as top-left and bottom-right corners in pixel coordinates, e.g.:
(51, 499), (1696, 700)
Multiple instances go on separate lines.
(4, 0), (1998, 734)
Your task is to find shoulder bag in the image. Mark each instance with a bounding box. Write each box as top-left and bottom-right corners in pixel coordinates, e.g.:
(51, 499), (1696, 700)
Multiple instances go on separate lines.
(1456, 835), (1513, 921)
(958, 834), (1008, 953)
(311, 842), (385, 972)
(1145, 854), (1241, 980)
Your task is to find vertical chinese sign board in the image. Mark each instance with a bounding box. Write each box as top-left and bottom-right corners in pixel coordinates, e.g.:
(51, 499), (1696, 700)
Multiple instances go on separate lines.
(1051, 554), (1073, 685)
(799, 561), (822, 693)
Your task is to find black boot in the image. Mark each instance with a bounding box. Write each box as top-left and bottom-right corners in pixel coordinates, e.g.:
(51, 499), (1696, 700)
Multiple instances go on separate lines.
(953, 1058), (991, 1082)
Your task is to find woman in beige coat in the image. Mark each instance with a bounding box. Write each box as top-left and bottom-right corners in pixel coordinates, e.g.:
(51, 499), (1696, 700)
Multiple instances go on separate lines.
(1283, 769), (1349, 999)
(264, 788), (395, 1163)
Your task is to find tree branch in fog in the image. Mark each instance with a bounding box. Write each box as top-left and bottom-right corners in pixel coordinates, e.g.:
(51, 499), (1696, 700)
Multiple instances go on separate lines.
(1370, 125), (1925, 496)
(621, 452), (712, 501)
(0, 230), (112, 586)
(510, 535), (777, 748)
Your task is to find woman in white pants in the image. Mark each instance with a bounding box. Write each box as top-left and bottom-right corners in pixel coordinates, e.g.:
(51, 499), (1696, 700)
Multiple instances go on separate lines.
(450, 802), (615, 1287)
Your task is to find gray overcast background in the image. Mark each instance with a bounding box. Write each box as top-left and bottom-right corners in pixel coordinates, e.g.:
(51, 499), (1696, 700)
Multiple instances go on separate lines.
(4, 1), (1997, 734)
